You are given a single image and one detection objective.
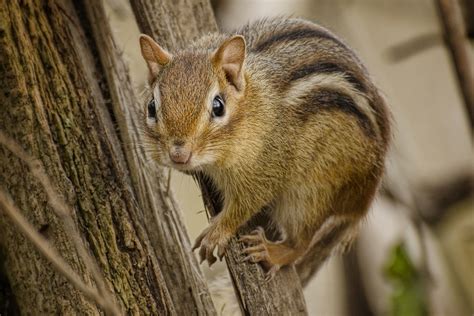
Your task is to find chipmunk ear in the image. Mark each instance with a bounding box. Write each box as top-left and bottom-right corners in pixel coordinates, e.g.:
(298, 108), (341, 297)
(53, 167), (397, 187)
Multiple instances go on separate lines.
(139, 34), (172, 82)
(212, 35), (246, 91)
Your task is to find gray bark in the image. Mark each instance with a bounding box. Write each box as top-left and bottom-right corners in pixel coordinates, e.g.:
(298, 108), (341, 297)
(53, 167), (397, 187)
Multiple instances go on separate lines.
(0, 0), (215, 314)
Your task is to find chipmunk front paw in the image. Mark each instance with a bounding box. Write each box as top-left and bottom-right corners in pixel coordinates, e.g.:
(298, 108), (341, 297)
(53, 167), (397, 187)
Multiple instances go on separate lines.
(193, 221), (232, 266)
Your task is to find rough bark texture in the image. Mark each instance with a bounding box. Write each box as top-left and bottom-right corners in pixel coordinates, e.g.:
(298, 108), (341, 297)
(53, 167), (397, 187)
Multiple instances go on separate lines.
(0, 0), (213, 314)
(130, 1), (308, 314)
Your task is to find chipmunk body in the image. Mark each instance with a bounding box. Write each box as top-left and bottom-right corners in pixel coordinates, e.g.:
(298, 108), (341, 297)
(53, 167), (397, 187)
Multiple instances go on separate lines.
(139, 18), (391, 283)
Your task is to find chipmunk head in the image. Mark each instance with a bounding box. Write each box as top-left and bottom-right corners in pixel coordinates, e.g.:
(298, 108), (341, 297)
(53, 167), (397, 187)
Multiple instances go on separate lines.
(139, 34), (246, 171)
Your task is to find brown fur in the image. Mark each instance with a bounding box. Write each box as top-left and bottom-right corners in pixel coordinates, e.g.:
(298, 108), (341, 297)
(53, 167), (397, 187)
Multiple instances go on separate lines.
(139, 17), (391, 283)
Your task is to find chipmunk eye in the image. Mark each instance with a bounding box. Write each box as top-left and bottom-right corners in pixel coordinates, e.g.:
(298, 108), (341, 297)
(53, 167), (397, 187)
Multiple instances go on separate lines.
(212, 95), (225, 118)
(147, 98), (157, 119)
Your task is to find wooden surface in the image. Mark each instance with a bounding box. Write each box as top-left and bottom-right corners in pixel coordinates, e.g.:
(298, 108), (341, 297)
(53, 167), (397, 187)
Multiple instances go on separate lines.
(0, 0), (215, 314)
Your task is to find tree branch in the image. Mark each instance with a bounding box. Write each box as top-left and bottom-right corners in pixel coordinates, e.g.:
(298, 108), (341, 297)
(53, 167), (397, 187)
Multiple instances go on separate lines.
(435, 0), (474, 128)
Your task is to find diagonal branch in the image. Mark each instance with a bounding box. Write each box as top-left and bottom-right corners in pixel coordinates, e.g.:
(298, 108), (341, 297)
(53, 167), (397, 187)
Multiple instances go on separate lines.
(435, 0), (474, 128)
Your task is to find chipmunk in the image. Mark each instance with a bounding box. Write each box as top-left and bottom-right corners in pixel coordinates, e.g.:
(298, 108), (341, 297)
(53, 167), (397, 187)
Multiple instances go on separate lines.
(139, 17), (391, 283)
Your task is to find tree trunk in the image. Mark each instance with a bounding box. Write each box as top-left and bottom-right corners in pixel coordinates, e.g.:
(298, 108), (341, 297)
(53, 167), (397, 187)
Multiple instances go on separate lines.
(78, 1), (216, 314)
(130, 1), (308, 315)
(0, 0), (214, 314)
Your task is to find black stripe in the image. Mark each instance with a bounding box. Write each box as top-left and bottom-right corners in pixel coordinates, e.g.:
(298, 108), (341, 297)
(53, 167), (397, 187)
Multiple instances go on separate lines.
(288, 62), (367, 93)
(296, 89), (375, 137)
(252, 28), (346, 53)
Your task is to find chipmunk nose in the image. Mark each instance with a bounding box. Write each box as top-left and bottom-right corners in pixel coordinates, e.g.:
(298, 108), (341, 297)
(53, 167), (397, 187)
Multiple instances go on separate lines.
(169, 142), (192, 164)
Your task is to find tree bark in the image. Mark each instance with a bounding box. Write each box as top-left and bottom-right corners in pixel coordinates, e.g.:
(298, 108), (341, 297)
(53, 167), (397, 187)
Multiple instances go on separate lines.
(130, 1), (308, 315)
(0, 0), (214, 314)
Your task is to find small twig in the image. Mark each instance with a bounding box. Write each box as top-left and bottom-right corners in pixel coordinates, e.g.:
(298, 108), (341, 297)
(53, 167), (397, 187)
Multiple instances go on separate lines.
(435, 0), (474, 128)
(384, 32), (440, 62)
(166, 168), (172, 195)
(0, 131), (121, 315)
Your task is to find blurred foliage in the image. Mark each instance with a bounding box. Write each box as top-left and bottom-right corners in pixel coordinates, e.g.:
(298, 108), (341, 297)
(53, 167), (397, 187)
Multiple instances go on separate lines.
(384, 242), (428, 316)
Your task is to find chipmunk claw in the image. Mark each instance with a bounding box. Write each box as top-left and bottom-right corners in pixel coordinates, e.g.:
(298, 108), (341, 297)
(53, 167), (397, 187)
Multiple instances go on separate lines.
(199, 244), (217, 266)
(239, 227), (267, 244)
(217, 245), (226, 261)
(192, 225), (210, 251)
(241, 244), (267, 259)
(264, 265), (281, 282)
(240, 228), (270, 264)
(193, 223), (231, 266)
(239, 243), (281, 282)
(240, 239), (269, 264)
(239, 227), (287, 280)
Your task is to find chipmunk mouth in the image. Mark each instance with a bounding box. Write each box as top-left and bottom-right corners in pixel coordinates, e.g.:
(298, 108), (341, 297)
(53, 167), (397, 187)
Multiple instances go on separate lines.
(167, 154), (191, 170)
(171, 153), (192, 167)
(168, 154), (206, 173)
(170, 152), (192, 164)
(164, 146), (214, 171)
(168, 142), (192, 165)
(169, 154), (218, 172)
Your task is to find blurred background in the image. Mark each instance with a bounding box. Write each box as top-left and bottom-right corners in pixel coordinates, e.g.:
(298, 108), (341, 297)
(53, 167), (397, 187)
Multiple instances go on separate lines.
(105, 0), (473, 315)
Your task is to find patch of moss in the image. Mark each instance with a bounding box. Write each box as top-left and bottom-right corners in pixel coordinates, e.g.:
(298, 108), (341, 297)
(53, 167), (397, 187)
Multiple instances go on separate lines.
(384, 242), (428, 316)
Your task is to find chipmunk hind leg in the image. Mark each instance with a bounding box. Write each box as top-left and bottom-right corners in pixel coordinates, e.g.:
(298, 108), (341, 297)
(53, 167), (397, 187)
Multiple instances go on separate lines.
(238, 213), (358, 281)
(295, 215), (359, 286)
